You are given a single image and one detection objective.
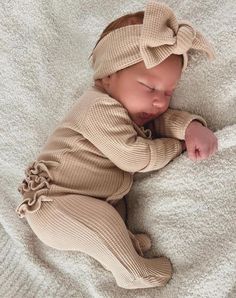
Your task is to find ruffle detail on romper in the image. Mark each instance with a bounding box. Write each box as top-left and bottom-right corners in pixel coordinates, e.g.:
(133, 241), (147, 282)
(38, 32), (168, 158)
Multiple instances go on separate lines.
(15, 160), (59, 218)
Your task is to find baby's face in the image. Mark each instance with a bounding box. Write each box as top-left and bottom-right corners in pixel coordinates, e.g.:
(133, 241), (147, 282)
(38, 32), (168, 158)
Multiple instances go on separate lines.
(95, 54), (183, 126)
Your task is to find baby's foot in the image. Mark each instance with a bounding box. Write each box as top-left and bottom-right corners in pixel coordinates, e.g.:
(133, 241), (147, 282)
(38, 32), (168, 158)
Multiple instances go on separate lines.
(128, 232), (152, 256)
(120, 256), (173, 289)
(100, 232), (151, 272)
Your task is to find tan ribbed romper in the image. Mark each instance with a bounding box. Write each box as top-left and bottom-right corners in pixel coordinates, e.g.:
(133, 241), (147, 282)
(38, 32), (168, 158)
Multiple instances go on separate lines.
(15, 85), (207, 289)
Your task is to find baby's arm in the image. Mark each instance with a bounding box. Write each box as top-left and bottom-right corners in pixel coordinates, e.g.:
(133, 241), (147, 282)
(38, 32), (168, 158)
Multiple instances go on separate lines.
(150, 108), (218, 161)
(151, 108), (207, 140)
(81, 98), (183, 173)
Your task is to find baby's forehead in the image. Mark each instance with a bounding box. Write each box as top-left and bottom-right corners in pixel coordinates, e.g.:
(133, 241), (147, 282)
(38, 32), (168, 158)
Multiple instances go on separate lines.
(134, 69), (162, 83)
(131, 63), (161, 79)
(129, 65), (154, 79)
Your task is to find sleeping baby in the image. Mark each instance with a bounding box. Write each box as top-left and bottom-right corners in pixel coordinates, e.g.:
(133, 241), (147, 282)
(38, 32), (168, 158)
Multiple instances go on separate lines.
(15, 1), (218, 290)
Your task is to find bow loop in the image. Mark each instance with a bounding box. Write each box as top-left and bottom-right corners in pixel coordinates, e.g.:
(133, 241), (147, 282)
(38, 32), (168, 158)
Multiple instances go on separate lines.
(173, 21), (197, 55)
(140, 2), (200, 68)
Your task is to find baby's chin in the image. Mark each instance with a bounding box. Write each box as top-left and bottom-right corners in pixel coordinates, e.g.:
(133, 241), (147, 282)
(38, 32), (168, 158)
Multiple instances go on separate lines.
(132, 114), (154, 126)
(134, 119), (147, 126)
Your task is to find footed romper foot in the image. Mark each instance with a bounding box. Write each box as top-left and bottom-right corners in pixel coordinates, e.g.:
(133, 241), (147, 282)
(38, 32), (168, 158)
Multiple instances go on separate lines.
(100, 233), (152, 272)
(117, 256), (173, 289)
(128, 231), (152, 256)
(133, 233), (152, 253)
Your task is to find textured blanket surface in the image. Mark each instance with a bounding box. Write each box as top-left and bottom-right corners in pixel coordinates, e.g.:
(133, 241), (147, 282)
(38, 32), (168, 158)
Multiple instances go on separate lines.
(0, 0), (235, 297)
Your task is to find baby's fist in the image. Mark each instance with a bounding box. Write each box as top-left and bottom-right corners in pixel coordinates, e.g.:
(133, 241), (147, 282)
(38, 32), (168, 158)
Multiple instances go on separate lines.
(185, 121), (218, 161)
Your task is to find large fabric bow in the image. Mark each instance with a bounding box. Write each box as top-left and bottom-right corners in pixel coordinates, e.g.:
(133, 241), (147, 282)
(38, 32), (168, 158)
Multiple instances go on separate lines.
(140, 1), (216, 69)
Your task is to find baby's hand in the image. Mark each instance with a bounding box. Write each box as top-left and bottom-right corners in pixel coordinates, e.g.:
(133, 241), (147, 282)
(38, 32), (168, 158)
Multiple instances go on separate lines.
(184, 121), (218, 161)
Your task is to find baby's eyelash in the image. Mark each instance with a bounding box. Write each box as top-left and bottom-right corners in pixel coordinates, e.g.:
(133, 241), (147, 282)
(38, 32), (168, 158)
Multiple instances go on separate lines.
(139, 82), (173, 96)
(149, 87), (155, 91)
(139, 82), (155, 90)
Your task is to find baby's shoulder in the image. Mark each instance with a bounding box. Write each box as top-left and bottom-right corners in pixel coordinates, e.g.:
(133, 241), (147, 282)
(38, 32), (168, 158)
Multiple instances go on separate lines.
(73, 88), (119, 116)
(60, 87), (123, 131)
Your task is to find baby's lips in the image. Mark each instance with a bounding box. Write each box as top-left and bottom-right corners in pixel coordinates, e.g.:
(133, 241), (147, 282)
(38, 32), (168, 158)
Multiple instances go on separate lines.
(141, 112), (156, 119)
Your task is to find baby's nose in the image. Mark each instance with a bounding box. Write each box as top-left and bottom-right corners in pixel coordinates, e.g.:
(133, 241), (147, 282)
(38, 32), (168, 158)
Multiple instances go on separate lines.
(152, 91), (166, 108)
(152, 98), (166, 108)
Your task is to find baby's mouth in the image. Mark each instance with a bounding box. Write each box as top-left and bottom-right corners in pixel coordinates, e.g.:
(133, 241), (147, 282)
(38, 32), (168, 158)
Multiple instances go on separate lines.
(140, 112), (155, 120)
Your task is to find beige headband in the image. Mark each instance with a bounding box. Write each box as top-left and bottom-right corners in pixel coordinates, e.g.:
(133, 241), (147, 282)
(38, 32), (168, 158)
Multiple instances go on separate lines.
(90, 1), (216, 80)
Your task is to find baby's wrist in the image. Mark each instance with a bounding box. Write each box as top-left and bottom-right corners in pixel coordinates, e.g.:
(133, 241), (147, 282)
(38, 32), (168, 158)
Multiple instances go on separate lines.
(185, 120), (203, 138)
(190, 120), (204, 126)
(187, 120), (203, 129)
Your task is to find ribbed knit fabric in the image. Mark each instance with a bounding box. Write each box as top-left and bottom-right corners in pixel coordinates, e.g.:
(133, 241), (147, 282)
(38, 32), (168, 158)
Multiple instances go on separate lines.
(15, 85), (207, 217)
(15, 85), (207, 289)
(23, 195), (172, 289)
(90, 1), (216, 80)
(113, 197), (152, 255)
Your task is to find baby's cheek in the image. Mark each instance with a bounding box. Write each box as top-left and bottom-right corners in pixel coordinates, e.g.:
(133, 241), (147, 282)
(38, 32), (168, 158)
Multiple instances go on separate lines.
(127, 100), (143, 113)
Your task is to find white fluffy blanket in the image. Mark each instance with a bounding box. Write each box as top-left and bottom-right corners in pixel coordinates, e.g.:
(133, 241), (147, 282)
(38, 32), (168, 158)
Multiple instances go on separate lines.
(1, 0), (235, 297)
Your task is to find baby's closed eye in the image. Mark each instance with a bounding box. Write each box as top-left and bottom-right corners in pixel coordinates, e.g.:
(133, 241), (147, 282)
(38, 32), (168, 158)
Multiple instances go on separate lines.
(138, 81), (174, 97)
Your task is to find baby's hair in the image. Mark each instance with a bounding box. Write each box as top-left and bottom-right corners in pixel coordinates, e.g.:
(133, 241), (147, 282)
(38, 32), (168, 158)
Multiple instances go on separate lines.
(88, 11), (144, 60)
(88, 10), (183, 67)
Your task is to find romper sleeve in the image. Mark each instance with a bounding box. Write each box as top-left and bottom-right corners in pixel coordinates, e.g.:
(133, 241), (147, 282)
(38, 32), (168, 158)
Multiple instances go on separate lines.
(81, 98), (183, 173)
(152, 108), (207, 140)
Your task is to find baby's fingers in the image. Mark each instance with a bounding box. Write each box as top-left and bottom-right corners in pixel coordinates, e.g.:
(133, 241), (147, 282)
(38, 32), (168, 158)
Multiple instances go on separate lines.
(187, 146), (208, 161)
(186, 146), (197, 161)
(198, 142), (218, 160)
(187, 149), (201, 161)
(196, 148), (209, 160)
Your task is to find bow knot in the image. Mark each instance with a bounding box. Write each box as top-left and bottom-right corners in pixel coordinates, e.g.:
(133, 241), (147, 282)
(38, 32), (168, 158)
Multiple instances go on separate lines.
(139, 1), (214, 69)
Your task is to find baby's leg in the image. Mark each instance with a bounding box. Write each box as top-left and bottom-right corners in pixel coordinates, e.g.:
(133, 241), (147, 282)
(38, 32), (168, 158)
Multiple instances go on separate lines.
(24, 194), (172, 289)
(113, 196), (128, 224)
(113, 196), (152, 255)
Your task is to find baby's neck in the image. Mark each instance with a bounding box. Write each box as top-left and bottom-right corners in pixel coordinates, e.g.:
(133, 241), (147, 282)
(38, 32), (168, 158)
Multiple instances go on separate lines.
(94, 80), (106, 93)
